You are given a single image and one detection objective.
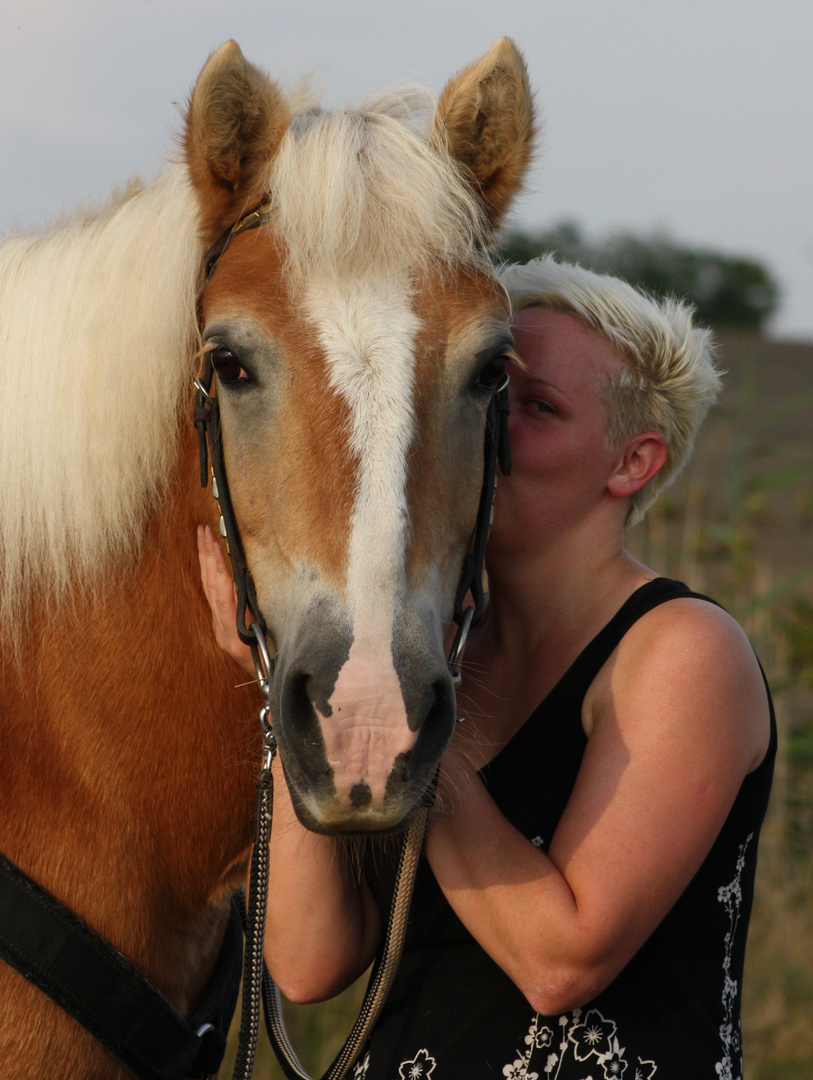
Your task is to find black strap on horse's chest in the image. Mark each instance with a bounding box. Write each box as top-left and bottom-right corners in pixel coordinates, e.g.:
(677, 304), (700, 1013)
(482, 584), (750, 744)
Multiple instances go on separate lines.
(0, 852), (242, 1080)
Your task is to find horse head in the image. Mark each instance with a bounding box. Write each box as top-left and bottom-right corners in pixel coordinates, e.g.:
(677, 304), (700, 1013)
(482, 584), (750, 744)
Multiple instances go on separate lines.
(185, 40), (535, 834)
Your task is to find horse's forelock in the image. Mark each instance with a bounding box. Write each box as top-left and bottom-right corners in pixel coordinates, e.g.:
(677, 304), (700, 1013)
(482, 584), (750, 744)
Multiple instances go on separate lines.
(268, 89), (490, 280)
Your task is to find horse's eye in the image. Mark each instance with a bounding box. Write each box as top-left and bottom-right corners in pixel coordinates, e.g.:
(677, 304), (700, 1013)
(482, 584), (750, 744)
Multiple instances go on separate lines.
(477, 358), (508, 391)
(211, 347), (248, 384)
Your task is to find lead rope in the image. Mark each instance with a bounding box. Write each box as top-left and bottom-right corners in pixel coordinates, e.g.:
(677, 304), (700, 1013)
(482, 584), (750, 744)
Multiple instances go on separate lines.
(230, 635), (277, 1080)
(262, 808), (429, 1080)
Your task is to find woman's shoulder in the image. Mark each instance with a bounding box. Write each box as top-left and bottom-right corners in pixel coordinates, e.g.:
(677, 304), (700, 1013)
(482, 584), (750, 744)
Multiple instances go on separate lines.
(608, 574), (757, 676)
(585, 585), (771, 773)
(621, 588), (757, 674)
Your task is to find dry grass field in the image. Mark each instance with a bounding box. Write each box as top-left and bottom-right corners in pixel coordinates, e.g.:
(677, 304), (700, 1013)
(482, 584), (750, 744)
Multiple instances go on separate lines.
(224, 331), (813, 1079)
(629, 331), (813, 1079)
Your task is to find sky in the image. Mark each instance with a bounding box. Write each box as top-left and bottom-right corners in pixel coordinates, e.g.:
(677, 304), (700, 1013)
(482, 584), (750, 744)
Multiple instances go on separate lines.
(2, 0), (811, 340)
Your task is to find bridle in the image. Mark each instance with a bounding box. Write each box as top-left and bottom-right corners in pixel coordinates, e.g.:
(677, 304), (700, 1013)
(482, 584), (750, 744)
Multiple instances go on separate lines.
(196, 199), (511, 679)
(194, 204), (512, 1080)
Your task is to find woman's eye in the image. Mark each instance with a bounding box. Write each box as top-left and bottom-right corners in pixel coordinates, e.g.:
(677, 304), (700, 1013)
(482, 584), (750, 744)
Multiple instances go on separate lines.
(477, 358), (508, 391)
(531, 399), (554, 415)
(210, 347), (248, 384)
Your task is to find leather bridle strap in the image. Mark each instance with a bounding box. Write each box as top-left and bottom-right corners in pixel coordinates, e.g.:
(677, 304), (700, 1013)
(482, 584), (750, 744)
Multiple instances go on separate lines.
(196, 196), (277, 648)
(445, 373), (511, 680)
(195, 350), (267, 647)
(454, 374), (511, 625)
(0, 853), (243, 1080)
(203, 199), (273, 280)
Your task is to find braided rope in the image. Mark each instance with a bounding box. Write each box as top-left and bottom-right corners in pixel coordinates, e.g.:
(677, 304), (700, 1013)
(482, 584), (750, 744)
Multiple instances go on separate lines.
(230, 757), (274, 1080)
(261, 806), (430, 1080)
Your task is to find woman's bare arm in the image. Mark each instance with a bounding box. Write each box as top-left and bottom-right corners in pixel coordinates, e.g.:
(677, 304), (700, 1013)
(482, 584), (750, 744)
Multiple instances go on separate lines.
(261, 757), (382, 1001)
(197, 525), (255, 673)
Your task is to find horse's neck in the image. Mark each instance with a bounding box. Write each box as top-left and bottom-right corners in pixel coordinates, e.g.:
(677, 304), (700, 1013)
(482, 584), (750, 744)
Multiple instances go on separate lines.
(0, 435), (260, 1009)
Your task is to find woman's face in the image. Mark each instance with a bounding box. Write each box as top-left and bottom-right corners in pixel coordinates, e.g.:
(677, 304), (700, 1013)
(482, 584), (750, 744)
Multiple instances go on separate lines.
(489, 306), (625, 552)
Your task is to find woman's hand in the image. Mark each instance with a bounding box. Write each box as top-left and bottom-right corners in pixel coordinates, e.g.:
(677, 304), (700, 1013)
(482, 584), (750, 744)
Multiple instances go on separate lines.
(196, 524), (255, 674)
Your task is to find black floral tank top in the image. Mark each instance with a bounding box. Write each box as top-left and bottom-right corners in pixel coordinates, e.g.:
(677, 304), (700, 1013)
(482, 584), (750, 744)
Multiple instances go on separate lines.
(360, 579), (776, 1080)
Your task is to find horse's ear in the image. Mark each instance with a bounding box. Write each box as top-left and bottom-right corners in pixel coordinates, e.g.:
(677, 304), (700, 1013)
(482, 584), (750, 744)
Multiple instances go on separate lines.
(432, 38), (536, 234)
(184, 41), (290, 243)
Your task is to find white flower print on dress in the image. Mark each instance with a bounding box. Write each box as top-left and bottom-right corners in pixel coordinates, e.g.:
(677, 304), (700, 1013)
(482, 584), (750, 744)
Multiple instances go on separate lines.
(352, 1051), (370, 1079)
(398, 1048), (436, 1080)
(715, 834), (753, 1080)
(600, 1038), (628, 1079)
(525, 1015), (554, 1051)
(503, 1057), (539, 1080)
(569, 1010), (616, 1062)
(633, 1060), (657, 1080)
(505, 1009), (657, 1080)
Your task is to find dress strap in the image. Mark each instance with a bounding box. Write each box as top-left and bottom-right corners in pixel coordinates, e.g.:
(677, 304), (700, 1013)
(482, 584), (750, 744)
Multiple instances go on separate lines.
(481, 578), (723, 775)
(545, 577), (704, 713)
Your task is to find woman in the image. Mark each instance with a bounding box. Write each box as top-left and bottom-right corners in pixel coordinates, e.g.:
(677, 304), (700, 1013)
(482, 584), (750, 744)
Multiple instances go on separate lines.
(198, 257), (774, 1078)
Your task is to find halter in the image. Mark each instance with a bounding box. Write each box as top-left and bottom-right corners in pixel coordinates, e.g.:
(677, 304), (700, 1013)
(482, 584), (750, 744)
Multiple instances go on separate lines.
(203, 198), (274, 279)
(196, 205), (512, 1080)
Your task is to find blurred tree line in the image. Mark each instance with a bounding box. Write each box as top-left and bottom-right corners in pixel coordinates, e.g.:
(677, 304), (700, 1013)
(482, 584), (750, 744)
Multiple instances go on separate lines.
(496, 222), (780, 333)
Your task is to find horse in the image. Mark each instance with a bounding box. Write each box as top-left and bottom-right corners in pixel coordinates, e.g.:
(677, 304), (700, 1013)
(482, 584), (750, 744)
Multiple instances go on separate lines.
(0, 38), (534, 1077)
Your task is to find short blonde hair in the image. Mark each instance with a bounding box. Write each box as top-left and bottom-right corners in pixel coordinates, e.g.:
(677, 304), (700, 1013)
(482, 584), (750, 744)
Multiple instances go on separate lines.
(501, 255), (722, 524)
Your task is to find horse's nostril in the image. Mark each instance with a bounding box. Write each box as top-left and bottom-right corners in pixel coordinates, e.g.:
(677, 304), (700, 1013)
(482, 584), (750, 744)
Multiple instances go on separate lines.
(285, 671), (319, 731)
(424, 677), (453, 730)
(390, 753), (411, 784)
(349, 782), (373, 809)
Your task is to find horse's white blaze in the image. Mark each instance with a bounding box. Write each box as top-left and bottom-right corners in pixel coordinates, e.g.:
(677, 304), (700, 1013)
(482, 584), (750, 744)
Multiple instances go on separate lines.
(305, 273), (421, 802)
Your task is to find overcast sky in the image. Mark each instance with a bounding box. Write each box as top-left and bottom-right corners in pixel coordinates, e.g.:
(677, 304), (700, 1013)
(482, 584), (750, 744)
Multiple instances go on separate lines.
(2, 0), (811, 340)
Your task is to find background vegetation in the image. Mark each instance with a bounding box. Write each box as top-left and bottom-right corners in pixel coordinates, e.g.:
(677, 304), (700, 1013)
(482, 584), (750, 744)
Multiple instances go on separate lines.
(496, 223), (781, 333)
(224, 235), (812, 1077)
(628, 329), (813, 1079)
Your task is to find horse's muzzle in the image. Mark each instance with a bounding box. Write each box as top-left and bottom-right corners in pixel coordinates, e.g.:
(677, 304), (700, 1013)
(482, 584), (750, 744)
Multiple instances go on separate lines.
(273, 641), (456, 834)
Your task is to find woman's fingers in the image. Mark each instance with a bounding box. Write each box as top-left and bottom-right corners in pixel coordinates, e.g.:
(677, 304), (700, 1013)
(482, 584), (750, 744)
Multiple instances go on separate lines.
(196, 524), (254, 672)
(210, 527), (239, 620)
(197, 523), (221, 605)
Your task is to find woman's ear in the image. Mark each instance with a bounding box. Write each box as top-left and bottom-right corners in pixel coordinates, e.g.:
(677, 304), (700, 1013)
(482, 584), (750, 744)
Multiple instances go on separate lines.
(607, 432), (667, 500)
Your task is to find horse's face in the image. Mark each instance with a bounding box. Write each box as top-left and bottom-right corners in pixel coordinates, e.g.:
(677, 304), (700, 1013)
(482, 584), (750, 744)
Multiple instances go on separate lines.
(188, 39), (534, 833)
(201, 236), (512, 831)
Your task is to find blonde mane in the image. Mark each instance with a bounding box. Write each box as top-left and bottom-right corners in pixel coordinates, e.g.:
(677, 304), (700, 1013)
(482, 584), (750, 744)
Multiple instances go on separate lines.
(0, 164), (203, 619)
